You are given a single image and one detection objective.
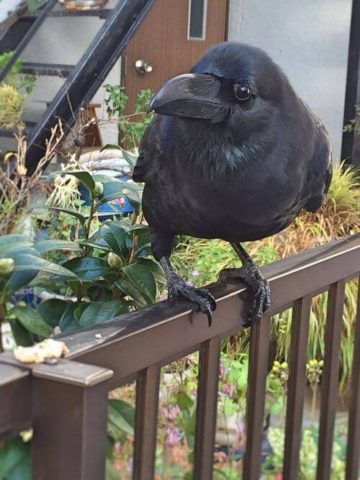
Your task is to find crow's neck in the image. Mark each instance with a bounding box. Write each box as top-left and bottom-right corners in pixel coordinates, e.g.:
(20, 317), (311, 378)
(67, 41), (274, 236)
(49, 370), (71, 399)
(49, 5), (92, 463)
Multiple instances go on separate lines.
(175, 120), (266, 179)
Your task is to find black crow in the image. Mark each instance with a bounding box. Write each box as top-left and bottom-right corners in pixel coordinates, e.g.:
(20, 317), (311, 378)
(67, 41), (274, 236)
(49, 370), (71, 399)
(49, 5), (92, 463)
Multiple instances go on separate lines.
(133, 42), (332, 327)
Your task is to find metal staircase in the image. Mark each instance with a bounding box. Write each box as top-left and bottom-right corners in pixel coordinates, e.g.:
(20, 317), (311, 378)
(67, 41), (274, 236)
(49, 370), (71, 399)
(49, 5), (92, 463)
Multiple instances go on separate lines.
(0, 0), (155, 173)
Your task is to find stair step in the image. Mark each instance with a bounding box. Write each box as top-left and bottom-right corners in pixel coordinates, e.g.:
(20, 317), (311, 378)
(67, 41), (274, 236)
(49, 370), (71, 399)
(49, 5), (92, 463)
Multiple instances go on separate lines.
(24, 8), (112, 19)
(20, 62), (74, 77)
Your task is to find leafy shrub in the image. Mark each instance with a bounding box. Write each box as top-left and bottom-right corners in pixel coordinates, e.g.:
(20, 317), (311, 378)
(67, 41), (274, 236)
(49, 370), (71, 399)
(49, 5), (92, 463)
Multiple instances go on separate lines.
(0, 151), (164, 349)
(104, 84), (153, 149)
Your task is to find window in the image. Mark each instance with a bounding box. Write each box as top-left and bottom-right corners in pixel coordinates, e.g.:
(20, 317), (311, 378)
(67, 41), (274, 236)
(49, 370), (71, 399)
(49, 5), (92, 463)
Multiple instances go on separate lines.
(188, 0), (208, 41)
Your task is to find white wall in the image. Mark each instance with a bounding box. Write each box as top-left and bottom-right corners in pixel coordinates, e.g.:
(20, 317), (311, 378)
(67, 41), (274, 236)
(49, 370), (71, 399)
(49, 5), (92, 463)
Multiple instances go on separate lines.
(228, 0), (353, 162)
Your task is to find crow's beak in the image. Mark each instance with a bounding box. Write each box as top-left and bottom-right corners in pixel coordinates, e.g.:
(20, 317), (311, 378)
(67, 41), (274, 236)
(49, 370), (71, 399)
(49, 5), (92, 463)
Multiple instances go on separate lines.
(148, 73), (230, 123)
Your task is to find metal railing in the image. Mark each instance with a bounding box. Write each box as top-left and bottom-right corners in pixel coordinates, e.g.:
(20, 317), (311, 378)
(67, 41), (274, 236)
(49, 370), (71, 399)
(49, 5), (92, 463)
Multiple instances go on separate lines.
(0, 234), (359, 480)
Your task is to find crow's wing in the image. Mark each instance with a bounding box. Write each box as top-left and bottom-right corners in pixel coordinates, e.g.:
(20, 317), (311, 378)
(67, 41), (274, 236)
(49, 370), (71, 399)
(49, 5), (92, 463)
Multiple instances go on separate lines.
(133, 116), (164, 183)
(304, 123), (332, 213)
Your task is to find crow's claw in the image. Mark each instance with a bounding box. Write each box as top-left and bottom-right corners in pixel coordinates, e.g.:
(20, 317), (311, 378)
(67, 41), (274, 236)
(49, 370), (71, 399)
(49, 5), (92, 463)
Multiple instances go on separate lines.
(219, 265), (270, 328)
(168, 276), (216, 327)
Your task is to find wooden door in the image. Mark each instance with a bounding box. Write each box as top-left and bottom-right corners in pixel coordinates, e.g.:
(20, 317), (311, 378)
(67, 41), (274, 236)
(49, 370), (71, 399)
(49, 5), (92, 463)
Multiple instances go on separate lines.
(123, 0), (228, 112)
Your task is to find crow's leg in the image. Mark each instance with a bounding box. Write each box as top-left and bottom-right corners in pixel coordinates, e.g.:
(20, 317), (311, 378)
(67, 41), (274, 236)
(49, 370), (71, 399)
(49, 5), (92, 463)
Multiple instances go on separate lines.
(160, 257), (216, 326)
(219, 243), (270, 327)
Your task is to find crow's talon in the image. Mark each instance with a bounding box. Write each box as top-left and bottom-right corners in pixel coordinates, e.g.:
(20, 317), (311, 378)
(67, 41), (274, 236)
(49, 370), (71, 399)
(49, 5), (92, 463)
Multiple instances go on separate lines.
(168, 278), (216, 327)
(243, 277), (270, 327)
(219, 265), (270, 328)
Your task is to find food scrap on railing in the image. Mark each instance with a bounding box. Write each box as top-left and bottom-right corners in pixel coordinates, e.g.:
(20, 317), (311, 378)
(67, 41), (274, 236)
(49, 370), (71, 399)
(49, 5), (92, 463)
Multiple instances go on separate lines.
(13, 339), (69, 364)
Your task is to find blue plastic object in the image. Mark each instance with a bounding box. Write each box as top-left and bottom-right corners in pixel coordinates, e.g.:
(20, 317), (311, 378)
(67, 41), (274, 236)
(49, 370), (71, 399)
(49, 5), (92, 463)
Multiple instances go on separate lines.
(79, 174), (134, 216)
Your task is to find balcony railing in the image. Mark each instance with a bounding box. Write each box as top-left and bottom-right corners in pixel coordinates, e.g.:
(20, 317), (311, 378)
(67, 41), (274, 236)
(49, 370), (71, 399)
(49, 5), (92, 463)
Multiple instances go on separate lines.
(0, 234), (359, 480)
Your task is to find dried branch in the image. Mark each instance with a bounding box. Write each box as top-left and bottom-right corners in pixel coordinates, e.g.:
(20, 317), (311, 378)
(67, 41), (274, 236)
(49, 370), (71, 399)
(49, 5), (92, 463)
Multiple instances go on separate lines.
(0, 121), (65, 235)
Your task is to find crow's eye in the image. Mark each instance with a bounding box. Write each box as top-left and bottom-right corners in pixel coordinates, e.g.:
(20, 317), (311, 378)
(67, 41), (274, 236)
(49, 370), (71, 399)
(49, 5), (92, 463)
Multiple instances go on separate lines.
(234, 82), (252, 102)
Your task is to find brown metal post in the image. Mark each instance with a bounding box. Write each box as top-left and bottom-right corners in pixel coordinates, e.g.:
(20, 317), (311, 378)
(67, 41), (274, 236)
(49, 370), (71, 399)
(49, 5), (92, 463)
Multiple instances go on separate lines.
(31, 359), (113, 480)
(346, 279), (360, 480)
(133, 364), (161, 480)
(316, 281), (346, 480)
(243, 313), (271, 480)
(283, 295), (312, 479)
(194, 336), (222, 480)
(0, 360), (32, 440)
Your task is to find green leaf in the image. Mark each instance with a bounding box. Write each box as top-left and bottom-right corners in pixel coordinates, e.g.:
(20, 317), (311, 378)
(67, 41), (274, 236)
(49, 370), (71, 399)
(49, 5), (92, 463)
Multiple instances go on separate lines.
(9, 254), (77, 279)
(99, 180), (141, 208)
(100, 143), (122, 152)
(108, 399), (135, 439)
(34, 239), (81, 254)
(37, 299), (68, 327)
(177, 392), (194, 411)
(0, 437), (30, 480)
(50, 207), (87, 225)
(59, 302), (80, 333)
(59, 170), (96, 195)
(116, 261), (157, 306)
(78, 300), (128, 328)
(4, 270), (38, 296)
(80, 241), (111, 253)
(121, 149), (138, 168)
(0, 235), (31, 247)
(63, 257), (113, 281)
(223, 397), (238, 417)
(137, 258), (165, 284)
(125, 226), (151, 257)
(9, 321), (34, 346)
(98, 146), (137, 167)
(269, 396), (285, 416)
(100, 222), (129, 258)
(0, 241), (34, 257)
(11, 306), (53, 337)
(115, 279), (147, 307)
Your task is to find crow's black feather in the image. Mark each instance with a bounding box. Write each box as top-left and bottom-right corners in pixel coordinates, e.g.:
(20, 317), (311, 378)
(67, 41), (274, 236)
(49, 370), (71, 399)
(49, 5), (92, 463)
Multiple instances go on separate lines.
(133, 42), (332, 326)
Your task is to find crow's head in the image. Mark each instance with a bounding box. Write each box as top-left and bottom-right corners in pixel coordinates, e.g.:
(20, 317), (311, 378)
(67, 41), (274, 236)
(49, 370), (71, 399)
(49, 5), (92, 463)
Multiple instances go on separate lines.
(148, 42), (293, 135)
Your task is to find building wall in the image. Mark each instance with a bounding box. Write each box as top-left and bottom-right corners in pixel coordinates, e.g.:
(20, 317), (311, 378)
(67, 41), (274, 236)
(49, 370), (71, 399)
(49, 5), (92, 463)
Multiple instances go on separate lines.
(228, 0), (353, 162)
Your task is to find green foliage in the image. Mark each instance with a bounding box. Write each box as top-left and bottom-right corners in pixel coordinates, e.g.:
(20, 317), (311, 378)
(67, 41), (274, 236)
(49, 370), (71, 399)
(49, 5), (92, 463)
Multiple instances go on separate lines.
(262, 424), (348, 479)
(0, 84), (24, 130)
(104, 84), (153, 149)
(0, 436), (30, 480)
(0, 161), (164, 343)
(108, 399), (135, 440)
(343, 104), (360, 136)
(0, 52), (35, 133)
(0, 163), (166, 478)
(0, 51), (36, 96)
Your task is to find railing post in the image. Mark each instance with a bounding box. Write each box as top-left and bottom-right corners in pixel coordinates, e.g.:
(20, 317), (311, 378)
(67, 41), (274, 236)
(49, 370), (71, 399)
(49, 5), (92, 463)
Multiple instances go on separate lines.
(31, 359), (113, 480)
(243, 313), (271, 480)
(0, 360), (32, 440)
(283, 295), (312, 478)
(346, 278), (360, 480)
(317, 280), (346, 480)
(194, 336), (222, 480)
(133, 364), (161, 480)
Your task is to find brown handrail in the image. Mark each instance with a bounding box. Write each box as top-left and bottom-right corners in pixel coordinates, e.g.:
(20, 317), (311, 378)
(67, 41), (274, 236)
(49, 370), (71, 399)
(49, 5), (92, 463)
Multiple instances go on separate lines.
(0, 234), (359, 480)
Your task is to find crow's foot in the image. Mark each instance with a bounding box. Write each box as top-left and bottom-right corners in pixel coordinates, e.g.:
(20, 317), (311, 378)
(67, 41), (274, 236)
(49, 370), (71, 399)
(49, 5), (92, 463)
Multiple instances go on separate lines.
(167, 273), (216, 326)
(219, 263), (270, 327)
